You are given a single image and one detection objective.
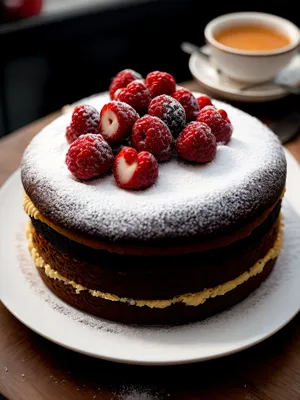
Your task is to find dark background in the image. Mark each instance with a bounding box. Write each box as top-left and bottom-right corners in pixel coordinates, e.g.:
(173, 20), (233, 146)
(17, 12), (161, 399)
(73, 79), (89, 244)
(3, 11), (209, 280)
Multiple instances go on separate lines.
(1, 0), (300, 137)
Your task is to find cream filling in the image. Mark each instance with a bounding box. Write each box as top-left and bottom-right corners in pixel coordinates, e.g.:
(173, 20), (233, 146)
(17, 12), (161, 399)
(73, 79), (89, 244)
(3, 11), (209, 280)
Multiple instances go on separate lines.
(26, 220), (283, 309)
(24, 194), (42, 220)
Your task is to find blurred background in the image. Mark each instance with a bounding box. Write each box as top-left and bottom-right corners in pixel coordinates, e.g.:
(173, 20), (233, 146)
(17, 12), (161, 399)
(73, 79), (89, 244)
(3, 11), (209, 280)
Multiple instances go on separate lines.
(1, 0), (300, 137)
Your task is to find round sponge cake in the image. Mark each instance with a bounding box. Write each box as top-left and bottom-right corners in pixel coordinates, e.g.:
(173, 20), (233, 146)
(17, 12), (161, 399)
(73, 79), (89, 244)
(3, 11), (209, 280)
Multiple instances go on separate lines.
(21, 93), (286, 324)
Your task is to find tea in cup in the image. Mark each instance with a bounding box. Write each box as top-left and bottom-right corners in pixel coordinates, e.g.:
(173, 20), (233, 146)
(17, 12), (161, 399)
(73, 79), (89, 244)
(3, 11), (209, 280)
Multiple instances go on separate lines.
(204, 12), (300, 83)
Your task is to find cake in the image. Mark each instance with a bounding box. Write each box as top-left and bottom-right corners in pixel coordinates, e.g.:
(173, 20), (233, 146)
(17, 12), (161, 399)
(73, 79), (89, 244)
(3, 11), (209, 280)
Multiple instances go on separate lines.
(21, 71), (286, 325)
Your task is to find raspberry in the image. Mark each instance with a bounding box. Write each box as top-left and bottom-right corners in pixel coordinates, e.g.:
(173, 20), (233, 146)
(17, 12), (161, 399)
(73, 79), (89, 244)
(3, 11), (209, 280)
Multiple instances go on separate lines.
(145, 71), (176, 98)
(66, 134), (114, 180)
(218, 109), (231, 124)
(99, 101), (139, 144)
(196, 106), (233, 144)
(112, 88), (123, 100)
(109, 69), (142, 99)
(131, 115), (173, 161)
(196, 95), (213, 110)
(172, 88), (199, 122)
(148, 95), (186, 138)
(66, 105), (100, 144)
(176, 122), (217, 163)
(117, 80), (151, 113)
(113, 147), (158, 190)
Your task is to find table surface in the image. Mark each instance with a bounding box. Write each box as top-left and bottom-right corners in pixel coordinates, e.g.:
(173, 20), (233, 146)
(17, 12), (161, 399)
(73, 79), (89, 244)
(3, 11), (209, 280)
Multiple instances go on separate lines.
(0, 81), (300, 400)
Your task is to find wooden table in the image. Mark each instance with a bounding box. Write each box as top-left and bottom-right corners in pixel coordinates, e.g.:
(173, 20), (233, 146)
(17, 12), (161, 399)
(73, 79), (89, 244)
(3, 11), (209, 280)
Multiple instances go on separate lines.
(1, 82), (300, 400)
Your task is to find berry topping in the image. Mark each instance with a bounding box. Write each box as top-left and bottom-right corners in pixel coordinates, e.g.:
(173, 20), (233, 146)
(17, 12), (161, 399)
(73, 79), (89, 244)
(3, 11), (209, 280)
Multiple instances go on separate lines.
(172, 88), (199, 122)
(99, 101), (139, 144)
(117, 80), (151, 113)
(148, 95), (186, 138)
(196, 95), (213, 110)
(176, 122), (217, 163)
(218, 109), (231, 124)
(66, 105), (100, 144)
(196, 106), (233, 144)
(145, 71), (176, 98)
(131, 115), (173, 161)
(66, 134), (114, 180)
(109, 69), (142, 100)
(112, 88), (123, 100)
(113, 147), (158, 190)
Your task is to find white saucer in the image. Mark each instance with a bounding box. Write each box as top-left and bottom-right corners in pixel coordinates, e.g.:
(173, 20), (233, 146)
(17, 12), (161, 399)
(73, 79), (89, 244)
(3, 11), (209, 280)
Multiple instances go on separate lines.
(0, 152), (300, 365)
(189, 46), (300, 102)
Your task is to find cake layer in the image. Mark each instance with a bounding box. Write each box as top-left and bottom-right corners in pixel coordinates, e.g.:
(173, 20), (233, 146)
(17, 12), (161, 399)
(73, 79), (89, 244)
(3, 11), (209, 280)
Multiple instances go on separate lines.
(24, 193), (282, 255)
(27, 223), (279, 324)
(21, 93), (286, 247)
(37, 258), (276, 324)
(29, 203), (281, 299)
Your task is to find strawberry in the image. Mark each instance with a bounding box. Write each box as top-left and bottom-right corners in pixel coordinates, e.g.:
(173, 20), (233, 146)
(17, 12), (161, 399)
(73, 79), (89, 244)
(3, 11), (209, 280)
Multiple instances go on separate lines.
(113, 147), (158, 190)
(99, 101), (139, 144)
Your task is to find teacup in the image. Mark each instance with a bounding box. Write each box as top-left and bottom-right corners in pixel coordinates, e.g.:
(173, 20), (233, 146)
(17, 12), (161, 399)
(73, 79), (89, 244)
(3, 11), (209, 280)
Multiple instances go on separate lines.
(204, 12), (300, 83)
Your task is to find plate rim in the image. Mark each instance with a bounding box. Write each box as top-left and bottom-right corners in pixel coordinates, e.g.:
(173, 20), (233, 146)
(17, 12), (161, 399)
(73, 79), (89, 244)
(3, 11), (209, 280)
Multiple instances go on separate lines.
(0, 150), (300, 365)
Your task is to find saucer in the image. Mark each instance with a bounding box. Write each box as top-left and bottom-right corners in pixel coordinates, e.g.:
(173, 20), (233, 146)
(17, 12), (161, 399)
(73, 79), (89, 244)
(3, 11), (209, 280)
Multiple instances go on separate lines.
(189, 45), (300, 102)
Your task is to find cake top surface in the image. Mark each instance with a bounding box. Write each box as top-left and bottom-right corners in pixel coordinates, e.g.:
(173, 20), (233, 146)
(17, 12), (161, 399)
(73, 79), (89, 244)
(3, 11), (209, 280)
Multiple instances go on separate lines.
(21, 92), (286, 242)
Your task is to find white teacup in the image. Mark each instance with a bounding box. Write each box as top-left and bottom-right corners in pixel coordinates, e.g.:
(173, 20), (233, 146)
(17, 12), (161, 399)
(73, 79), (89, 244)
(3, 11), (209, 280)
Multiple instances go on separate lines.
(204, 12), (300, 83)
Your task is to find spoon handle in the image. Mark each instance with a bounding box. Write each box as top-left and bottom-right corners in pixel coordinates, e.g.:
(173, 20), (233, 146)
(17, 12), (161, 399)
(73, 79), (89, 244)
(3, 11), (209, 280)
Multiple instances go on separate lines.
(180, 42), (210, 58)
(239, 81), (272, 91)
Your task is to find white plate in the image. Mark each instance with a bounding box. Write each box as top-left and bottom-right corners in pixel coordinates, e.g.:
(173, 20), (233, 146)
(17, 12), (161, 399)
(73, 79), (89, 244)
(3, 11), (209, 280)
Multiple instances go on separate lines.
(0, 151), (300, 366)
(189, 46), (300, 102)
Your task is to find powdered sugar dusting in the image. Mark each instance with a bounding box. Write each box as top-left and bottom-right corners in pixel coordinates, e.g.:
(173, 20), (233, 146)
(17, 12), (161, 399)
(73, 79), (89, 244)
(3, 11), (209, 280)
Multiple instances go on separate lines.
(21, 92), (286, 241)
(114, 385), (165, 400)
(149, 95), (186, 135)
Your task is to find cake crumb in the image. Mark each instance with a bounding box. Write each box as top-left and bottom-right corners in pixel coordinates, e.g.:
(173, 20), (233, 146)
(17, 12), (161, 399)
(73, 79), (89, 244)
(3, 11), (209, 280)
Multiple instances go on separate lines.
(21, 374), (25, 377)
(4, 367), (8, 372)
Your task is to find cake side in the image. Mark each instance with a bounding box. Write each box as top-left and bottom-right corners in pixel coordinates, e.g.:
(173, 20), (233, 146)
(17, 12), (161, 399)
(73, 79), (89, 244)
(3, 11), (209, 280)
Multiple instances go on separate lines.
(23, 191), (283, 254)
(29, 202), (281, 299)
(36, 258), (277, 325)
(27, 220), (282, 325)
